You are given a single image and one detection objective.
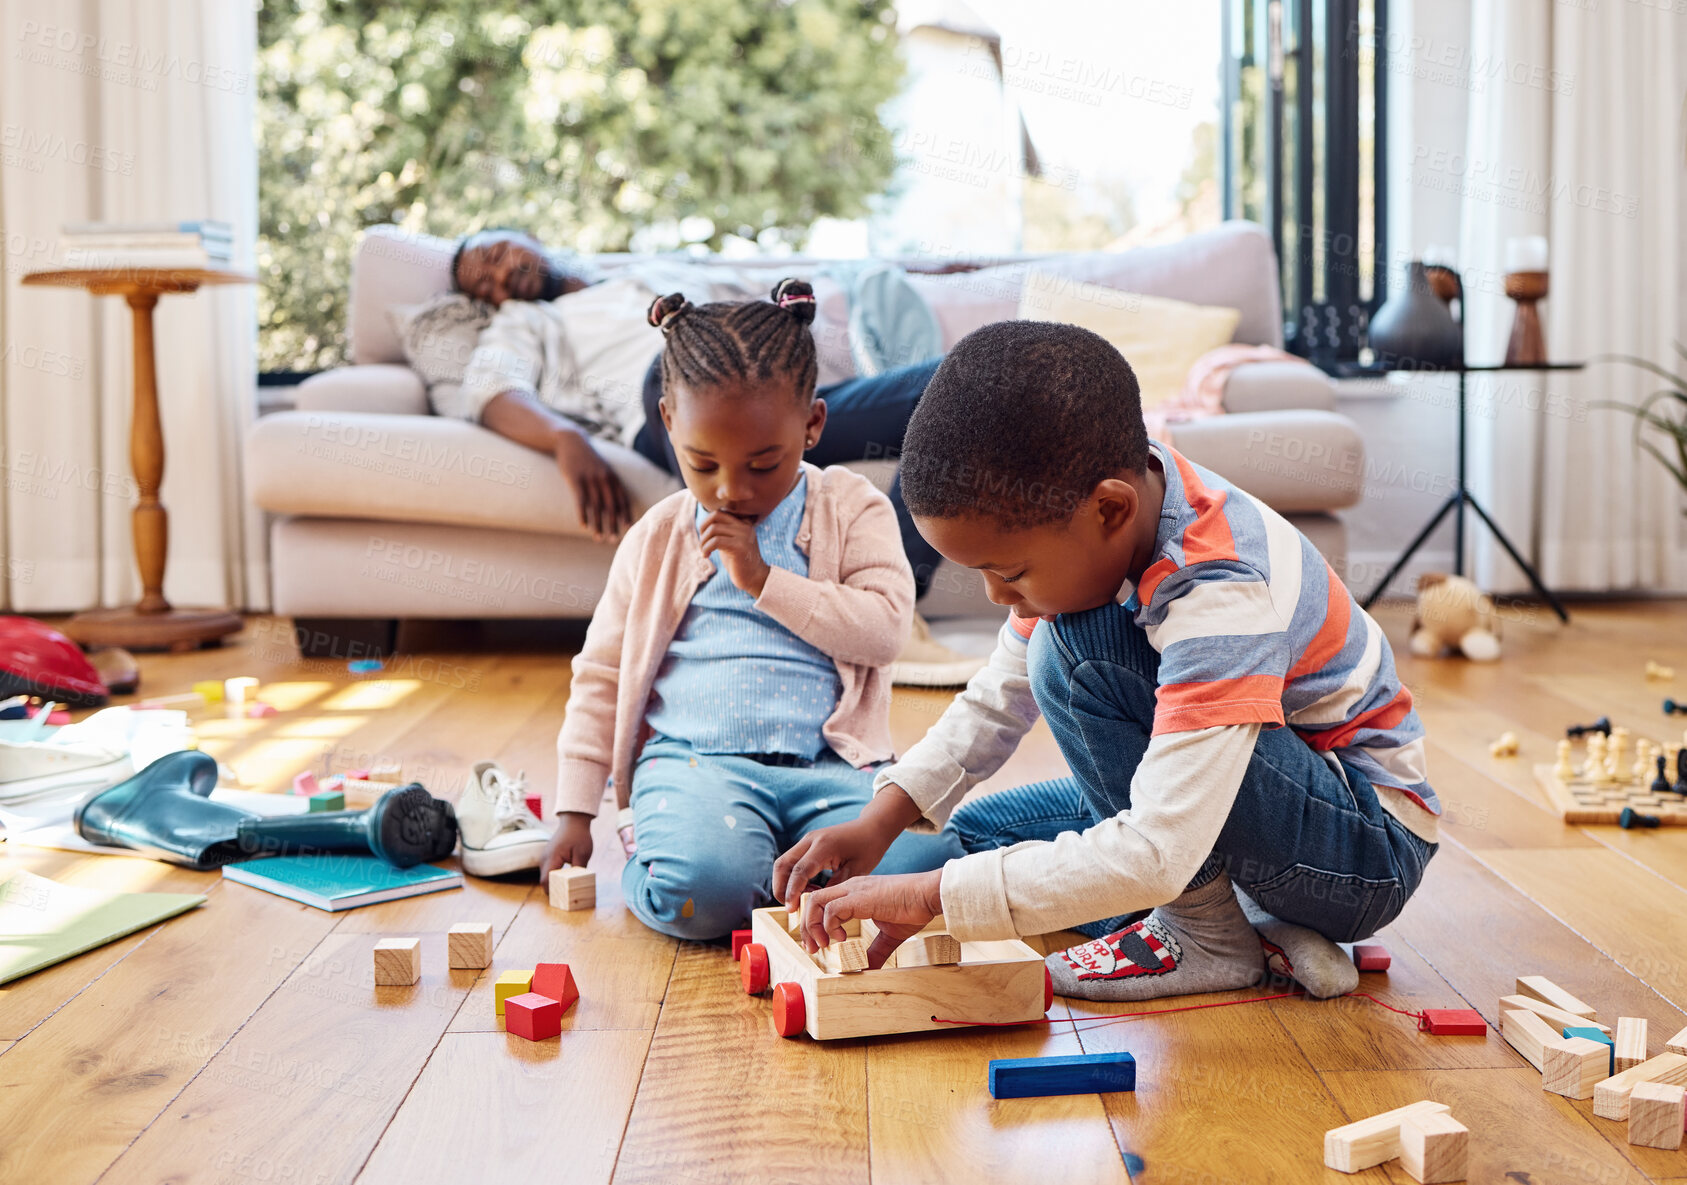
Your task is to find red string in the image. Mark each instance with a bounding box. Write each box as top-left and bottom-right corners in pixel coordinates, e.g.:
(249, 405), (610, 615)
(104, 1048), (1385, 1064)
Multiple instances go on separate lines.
(931, 989), (1427, 1031)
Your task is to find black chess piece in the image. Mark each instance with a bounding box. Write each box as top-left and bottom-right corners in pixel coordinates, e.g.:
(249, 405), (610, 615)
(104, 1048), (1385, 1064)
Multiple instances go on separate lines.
(1664, 697), (1687, 716)
(1652, 755), (1672, 797)
(1566, 716), (1612, 738)
(1620, 806), (1662, 830)
(1674, 747), (1687, 797)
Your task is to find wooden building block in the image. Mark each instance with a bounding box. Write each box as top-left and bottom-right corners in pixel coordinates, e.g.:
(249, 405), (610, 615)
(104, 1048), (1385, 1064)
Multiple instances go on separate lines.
(1668, 1023), (1687, 1056)
(372, 938), (420, 986)
(503, 992), (562, 1041)
(1615, 1016), (1649, 1072)
(224, 676), (260, 706)
(1398, 1110), (1468, 1184)
(1628, 1081), (1686, 1150)
(549, 865), (595, 911)
(1562, 1026), (1615, 1075)
(988, 1052), (1136, 1099)
(192, 679), (224, 703)
(446, 922), (493, 970)
(291, 770), (320, 797)
(368, 761), (402, 782)
(824, 937), (869, 974)
(1421, 1009), (1487, 1036)
(307, 789), (345, 812)
(532, 963), (580, 1014)
(1592, 1052), (1687, 1120)
(891, 930), (963, 969)
(494, 969), (534, 1016)
(1501, 1008), (1563, 1072)
(1324, 1100), (1452, 1173)
(1498, 993), (1611, 1034)
(1543, 1036), (1612, 1099)
(1515, 975), (1597, 1018)
(1352, 943), (1391, 971)
(731, 929), (754, 961)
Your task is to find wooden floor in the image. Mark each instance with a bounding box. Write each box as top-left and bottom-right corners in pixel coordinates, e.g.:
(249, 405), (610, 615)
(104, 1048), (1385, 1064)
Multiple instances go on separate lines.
(3, 603), (1687, 1183)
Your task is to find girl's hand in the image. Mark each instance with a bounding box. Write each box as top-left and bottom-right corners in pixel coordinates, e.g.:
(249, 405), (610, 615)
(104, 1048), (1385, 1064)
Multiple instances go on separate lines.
(539, 812), (595, 890)
(800, 870), (944, 969)
(699, 510), (771, 597)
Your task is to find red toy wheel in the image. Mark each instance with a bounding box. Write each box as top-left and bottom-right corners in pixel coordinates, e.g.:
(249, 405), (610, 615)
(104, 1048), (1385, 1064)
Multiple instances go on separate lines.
(740, 943), (770, 994)
(771, 981), (805, 1037)
(1043, 965), (1055, 1011)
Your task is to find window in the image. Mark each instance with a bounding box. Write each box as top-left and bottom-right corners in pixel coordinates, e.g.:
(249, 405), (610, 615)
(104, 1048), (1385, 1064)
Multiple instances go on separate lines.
(1222, 0), (1387, 365)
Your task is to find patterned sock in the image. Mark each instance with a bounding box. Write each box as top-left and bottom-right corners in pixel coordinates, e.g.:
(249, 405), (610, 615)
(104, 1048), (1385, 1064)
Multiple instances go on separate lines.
(1235, 890), (1359, 999)
(1046, 874), (1265, 1002)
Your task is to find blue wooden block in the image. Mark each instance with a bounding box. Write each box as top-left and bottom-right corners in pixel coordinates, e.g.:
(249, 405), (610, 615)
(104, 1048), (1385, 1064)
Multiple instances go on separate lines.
(988, 1052), (1136, 1099)
(1562, 1026), (1615, 1075)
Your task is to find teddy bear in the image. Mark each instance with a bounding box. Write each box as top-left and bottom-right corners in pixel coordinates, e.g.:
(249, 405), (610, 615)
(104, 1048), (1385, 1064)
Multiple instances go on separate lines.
(1408, 572), (1502, 661)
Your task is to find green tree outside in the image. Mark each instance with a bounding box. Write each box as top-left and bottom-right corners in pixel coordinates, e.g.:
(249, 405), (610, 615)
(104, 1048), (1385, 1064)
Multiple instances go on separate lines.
(257, 0), (903, 371)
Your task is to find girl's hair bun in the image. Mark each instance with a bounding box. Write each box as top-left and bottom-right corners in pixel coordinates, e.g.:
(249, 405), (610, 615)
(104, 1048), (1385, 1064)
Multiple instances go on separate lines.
(647, 292), (692, 332)
(771, 277), (817, 326)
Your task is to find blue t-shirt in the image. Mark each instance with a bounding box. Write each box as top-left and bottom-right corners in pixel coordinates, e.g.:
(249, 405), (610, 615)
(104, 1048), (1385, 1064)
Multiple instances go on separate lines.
(644, 474), (842, 758)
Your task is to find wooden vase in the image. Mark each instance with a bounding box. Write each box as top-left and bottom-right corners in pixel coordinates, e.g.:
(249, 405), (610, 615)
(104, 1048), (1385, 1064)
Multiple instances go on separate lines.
(1504, 270), (1548, 367)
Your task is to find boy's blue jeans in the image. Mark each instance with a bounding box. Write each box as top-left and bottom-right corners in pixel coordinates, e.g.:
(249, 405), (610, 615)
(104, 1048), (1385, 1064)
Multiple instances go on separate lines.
(948, 606), (1436, 943)
(624, 737), (964, 941)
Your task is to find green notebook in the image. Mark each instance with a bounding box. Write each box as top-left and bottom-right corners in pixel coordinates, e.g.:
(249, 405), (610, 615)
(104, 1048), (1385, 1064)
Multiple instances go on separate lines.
(0, 869), (206, 986)
(221, 854), (461, 911)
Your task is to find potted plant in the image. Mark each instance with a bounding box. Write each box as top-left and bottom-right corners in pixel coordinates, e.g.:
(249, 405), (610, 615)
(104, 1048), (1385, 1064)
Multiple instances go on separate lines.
(1597, 349), (1687, 514)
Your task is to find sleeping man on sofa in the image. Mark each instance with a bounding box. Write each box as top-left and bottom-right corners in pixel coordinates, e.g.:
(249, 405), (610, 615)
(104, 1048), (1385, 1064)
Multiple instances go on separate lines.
(446, 228), (980, 686)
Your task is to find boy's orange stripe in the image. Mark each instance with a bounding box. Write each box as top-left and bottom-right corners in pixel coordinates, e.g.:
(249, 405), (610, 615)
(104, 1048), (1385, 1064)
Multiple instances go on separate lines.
(1286, 563), (1351, 680)
(1171, 451), (1237, 566)
(1152, 674), (1286, 733)
(1137, 557), (1180, 605)
(1007, 613), (1038, 640)
(1306, 686), (1416, 750)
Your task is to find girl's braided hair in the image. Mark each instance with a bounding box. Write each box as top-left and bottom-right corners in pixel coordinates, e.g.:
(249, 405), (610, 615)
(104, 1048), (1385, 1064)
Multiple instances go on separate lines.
(646, 277), (819, 401)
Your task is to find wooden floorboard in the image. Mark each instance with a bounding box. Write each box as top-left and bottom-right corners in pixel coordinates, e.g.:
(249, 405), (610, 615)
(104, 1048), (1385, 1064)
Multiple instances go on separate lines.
(2, 605), (1687, 1180)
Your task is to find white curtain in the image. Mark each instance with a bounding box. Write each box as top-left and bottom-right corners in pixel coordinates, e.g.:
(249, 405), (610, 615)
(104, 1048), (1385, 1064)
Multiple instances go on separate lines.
(1462, 0), (1687, 594)
(0, 0), (267, 613)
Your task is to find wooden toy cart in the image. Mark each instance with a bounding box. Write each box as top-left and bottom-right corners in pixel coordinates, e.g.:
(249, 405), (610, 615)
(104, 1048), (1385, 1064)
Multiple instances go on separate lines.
(738, 905), (1053, 1040)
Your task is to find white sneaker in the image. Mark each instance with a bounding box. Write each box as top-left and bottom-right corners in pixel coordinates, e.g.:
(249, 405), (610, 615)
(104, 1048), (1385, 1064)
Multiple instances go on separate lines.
(456, 761), (550, 877)
(889, 613), (989, 687)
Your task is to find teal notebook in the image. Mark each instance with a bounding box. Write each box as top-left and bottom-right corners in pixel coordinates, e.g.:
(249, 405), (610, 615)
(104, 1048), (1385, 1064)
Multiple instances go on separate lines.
(221, 854), (461, 911)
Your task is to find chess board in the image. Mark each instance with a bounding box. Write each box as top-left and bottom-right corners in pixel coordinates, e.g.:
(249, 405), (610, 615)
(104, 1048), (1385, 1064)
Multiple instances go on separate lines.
(1533, 765), (1687, 825)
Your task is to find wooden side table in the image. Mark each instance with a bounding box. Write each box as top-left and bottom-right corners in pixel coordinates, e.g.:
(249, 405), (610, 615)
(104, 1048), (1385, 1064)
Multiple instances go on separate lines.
(21, 267), (256, 650)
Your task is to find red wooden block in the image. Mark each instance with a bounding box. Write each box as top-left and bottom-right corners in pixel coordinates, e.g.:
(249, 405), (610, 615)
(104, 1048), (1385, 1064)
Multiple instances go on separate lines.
(1421, 1008), (1487, 1036)
(731, 930), (754, 961)
(292, 770), (320, 796)
(531, 962), (579, 1013)
(504, 992), (562, 1041)
(524, 793), (544, 819)
(1353, 943), (1391, 971)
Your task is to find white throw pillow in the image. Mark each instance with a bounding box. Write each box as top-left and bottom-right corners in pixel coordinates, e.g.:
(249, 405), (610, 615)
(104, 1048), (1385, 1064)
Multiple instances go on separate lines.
(387, 293), (494, 390)
(1014, 270), (1242, 409)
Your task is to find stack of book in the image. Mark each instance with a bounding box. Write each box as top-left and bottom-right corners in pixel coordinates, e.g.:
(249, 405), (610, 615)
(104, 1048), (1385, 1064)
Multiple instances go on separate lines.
(59, 220), (233, 270)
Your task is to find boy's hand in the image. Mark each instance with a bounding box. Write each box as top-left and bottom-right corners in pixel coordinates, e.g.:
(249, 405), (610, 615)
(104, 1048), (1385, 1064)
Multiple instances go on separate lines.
(800, 870), (944, 969)
(773, 817), (899, 912)
(538, 812), (595, 889)
(699, 510), (771, 597)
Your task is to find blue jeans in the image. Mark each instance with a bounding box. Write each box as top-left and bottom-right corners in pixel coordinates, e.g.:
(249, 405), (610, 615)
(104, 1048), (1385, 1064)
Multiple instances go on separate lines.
(949, 605), (1436, 944)
(634, 358), (946, 597)
(623, 737), (964, 941)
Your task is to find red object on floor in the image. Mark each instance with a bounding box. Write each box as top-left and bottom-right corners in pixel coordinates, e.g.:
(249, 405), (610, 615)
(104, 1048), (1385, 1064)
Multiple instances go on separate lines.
(292, 771), (320, 796)
(740, 943), (770, 994)
(1353, 943), (1391, 971)
(731, 929), (754, 961)
(531, 963), (579, 1014)
(47, 709), (71, 725)
(504, 992), (562, 1040)
(344, 768), (369, 780)
(772, 981), (805, 1037)
(524, 793), (544, 818)
(1421, 1008), (1487, 1036)
(0, 616), (107, 706)
(1044, 965), (1055, 1011)
(246, 702), (278, 718)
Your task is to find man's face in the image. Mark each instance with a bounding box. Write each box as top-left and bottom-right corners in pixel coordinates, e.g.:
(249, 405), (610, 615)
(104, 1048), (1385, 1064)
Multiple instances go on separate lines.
(455, 232), (549, 306)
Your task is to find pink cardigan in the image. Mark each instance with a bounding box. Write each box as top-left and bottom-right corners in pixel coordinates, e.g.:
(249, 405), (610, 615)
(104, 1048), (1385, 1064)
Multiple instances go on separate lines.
(554, 462), (914, 818)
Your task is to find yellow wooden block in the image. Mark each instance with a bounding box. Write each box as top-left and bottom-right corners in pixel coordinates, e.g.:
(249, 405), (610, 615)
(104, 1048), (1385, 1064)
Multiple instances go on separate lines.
(495, 969), (534, 1016)
(191, 679), (224, 703)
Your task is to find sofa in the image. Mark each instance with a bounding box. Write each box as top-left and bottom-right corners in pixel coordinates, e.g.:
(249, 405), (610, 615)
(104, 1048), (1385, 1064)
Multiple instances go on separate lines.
(246, 221), (1364, 656)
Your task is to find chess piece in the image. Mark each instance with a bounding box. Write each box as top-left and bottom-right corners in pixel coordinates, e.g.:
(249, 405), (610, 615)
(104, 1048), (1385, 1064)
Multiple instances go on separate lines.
(1674, 747), (1687, 797)
(1567, 715), (1613, 737)
(1620, 806), (1662, 830)
(1553, 739), (1574, 781)
(1664, 698), (1686, 716)
(1583, 734), (1608, 782)
(1653, 755), (1672, 797)
(1632, 740), (1654, 782)
(1607, 729), (1628, 782)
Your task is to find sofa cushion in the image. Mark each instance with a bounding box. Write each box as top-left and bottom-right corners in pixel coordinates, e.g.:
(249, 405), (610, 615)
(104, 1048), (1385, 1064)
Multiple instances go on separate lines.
(349, 227), (458, 365)
(388, 293), (493, 391)
(1168, 410), (1364, 513)
(294, 365), (430, 416)
(1221, 360), (1336, 414)
(247, 410), (683, 539)
(1016, 272), (1241, 409)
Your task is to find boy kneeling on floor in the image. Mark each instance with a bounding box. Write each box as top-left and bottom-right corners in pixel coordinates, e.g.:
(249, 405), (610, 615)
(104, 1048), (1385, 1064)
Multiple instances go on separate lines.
(775, 320), (1440, 1002)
